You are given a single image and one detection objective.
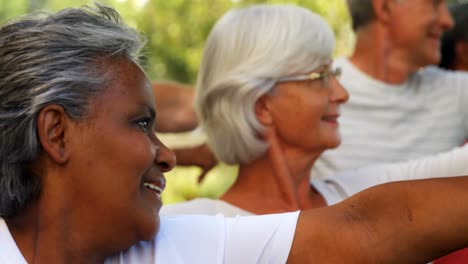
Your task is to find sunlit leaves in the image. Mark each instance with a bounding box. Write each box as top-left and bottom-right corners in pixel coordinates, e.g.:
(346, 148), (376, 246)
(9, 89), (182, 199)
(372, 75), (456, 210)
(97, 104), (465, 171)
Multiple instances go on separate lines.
(0, 0), (352, 84)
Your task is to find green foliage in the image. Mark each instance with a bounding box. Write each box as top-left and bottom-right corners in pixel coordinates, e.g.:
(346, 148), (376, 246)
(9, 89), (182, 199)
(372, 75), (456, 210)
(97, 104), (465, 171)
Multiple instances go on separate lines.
(0, 0), (28, 24)
(162, 163), (238, 204)
(449, 0), (468, 4)
(134, 0), (352, 83)
(0, 0), (352, 84)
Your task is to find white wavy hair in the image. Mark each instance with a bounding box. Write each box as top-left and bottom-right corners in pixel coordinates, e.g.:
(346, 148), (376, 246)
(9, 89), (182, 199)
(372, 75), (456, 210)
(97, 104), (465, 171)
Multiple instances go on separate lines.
(195, 4), (335, 164)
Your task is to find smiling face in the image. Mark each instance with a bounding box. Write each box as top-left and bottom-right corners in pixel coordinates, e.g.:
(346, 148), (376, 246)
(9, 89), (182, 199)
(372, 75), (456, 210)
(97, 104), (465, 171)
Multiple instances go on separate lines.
(386, 0), (454, 67)
(263, 64), (349, 156)
(65, 58), (175, 250)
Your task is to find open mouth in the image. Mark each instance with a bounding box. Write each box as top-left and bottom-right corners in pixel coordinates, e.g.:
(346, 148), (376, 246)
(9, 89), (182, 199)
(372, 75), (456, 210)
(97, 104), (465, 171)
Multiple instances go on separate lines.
(322, 115), (338, 122)
(428, 32), (442, 44)
(428, 31), (442, 39)
(144, 182), (164, 199)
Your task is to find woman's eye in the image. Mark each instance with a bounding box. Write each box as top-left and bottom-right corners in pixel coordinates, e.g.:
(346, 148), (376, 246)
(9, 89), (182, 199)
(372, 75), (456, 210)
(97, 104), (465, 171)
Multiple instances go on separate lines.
(431, 0), (442, 8)
(319, 72), (329, 88)
(305, 79), (315, 87)
(136, 119), (151, 132)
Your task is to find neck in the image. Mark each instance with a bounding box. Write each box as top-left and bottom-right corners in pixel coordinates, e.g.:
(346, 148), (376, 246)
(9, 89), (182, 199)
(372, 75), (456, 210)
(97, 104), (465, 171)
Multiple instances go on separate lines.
(453, 60), (468, 72)
(5, 179), (108, 264)
(350, 26), (420, 84)
(222, 136), (326, 214)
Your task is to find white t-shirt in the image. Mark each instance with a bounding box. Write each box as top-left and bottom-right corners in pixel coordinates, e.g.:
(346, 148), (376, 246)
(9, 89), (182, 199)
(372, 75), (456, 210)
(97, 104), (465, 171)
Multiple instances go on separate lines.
(0, 219), (27, 264)
(0, 212), (299, 264)
(312, 58), (468, 179)
(162, 145), (468, 215)
(161, 198), (253, 217)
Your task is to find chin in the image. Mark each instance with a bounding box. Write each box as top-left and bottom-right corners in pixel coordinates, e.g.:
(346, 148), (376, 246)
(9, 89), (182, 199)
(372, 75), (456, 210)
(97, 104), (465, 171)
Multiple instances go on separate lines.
(325, 136), (341, 150)
(423, 50), (441, 66)
(328, 142), (341, 149)
(136, 214), (161, 242)
(427, 56), (440, 66)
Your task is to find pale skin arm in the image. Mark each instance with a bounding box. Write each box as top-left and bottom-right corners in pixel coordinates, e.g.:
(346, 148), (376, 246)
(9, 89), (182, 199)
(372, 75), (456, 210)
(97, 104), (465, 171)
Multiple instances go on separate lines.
(289, 177), (468, 263)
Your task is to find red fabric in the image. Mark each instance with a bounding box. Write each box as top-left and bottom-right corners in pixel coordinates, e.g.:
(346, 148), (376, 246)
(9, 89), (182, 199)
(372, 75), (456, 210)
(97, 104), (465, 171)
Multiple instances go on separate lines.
(433, 248), (468, 264)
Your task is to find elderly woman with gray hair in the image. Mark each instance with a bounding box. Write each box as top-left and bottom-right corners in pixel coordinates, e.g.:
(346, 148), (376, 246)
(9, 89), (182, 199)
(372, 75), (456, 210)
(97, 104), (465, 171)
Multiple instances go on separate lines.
(161, 4), (468, 217)
(3, 4), (468, 264)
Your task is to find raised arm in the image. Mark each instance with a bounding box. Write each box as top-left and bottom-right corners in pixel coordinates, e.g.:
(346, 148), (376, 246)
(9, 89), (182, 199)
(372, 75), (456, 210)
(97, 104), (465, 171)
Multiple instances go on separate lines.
(152, 82), (197, 133)
(290, 176), (468, 263)
(323, 145), (468, 200)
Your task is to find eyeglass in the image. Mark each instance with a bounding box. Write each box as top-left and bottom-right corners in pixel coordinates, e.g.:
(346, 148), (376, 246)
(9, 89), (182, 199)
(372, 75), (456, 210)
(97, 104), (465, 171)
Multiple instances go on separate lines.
(276, 67), (342, 86)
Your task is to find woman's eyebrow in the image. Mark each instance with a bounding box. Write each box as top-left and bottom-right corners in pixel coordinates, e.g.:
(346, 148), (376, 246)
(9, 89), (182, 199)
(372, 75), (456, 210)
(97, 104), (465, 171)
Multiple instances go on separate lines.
(148, 106), (156, 120)
(140, 104), (156, 120)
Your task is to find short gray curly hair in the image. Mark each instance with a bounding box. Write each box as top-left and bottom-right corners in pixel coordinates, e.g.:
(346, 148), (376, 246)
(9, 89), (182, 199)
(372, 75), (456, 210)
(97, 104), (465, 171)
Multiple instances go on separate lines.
(0, 5), (144, 217)
(195, 4), (335, 165)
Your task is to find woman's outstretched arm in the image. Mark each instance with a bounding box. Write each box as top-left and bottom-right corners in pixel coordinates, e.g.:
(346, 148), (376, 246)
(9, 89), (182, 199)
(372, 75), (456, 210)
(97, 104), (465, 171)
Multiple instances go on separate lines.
(290, 176), (468, 263)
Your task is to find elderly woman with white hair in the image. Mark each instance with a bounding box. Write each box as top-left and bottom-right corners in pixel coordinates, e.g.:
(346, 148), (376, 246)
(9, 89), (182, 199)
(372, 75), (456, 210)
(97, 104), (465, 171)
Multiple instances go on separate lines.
(161, 4), (468, 217)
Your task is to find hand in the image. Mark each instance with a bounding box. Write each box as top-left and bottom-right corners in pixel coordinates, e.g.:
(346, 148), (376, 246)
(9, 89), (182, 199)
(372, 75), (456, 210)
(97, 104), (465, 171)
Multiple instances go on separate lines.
(172, 144), (218, 182)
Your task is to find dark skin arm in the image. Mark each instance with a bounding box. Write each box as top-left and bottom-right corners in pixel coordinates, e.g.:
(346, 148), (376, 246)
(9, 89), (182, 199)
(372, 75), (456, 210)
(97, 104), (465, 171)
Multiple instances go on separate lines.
(289, 177), (468, 263)
(153, 82), (198, 133)
(172, 144), (217, 182)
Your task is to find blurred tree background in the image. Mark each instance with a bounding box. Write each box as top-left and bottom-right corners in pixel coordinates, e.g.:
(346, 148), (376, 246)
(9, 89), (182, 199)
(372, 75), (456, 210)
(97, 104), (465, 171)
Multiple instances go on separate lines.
(1, 0), (463, 203)
(0, 0), (355, 83)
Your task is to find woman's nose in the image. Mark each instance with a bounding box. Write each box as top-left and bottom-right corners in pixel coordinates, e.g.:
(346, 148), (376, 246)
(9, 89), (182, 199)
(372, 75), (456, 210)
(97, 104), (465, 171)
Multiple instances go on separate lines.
(154, 138), (176, 173)
(330, 78), (349, 104)
(438, 3), (454, 31)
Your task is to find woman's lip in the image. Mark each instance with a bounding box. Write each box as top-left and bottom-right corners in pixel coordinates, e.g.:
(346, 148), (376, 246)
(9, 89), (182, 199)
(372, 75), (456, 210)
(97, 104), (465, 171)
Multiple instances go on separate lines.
(144, 182), (163, 199)
(322, 115), (340, 126)
(143, 175), (166, 195)
(428, 32), (442, 42)
(322, 114), (339, 121)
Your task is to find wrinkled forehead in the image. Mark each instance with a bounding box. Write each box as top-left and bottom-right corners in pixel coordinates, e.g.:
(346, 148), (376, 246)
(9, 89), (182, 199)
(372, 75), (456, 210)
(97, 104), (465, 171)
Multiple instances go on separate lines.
(103, 58), (151, 91)
(90, 58), (154, 110)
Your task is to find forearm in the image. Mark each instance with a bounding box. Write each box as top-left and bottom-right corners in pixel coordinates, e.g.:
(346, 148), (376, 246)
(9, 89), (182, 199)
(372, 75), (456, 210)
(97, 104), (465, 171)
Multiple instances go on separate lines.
(379, 145), (468, 181)
(155, 110), (198, 133)
(152, 82), (198, 133)
(341, 176), (468, 263)
(341, 145), (468, 196)
(290, 176), (468, 263)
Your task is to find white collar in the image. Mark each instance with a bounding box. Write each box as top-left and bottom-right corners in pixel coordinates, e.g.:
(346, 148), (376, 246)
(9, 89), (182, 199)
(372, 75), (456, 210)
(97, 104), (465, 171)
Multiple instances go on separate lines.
(0, 217), (28, 263)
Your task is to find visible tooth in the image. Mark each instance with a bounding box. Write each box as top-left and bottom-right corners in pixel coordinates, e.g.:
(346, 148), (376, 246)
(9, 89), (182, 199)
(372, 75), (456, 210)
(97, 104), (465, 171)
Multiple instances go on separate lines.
(144, 182), (162, 194)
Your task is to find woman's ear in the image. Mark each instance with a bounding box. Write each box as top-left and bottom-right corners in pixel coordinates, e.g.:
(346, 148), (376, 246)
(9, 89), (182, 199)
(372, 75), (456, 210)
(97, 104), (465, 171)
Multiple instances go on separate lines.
(36, 105), (70, 164)
(254, 95), (273, 126)
(372, 0), (394, 24)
